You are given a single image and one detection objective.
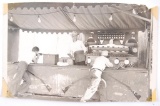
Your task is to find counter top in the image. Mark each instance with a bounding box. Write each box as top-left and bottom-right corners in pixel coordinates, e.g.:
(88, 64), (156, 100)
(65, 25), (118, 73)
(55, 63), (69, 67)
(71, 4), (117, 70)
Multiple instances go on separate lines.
(29, 63), (90, 68)
(28, 63), (147, 72)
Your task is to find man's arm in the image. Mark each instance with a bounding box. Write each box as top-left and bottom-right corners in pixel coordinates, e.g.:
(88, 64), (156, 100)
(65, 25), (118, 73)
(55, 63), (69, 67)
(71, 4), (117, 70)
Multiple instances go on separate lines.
(80, 41), (87, 53)
(68, 43), (75, 60)
(106, 59), (113, 67)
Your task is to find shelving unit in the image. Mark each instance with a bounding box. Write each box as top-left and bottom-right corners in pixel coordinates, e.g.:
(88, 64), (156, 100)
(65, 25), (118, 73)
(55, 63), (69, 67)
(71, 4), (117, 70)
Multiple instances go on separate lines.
(86, 32), (138, 67)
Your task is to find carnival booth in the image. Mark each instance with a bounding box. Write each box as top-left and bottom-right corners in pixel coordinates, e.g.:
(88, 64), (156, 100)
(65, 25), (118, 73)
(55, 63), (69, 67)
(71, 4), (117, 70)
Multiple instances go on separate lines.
(6, 2), (152, 102)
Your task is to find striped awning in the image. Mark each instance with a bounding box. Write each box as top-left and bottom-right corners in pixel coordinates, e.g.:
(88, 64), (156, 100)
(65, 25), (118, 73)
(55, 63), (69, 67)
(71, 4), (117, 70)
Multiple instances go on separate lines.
(8, 2), (151, 33)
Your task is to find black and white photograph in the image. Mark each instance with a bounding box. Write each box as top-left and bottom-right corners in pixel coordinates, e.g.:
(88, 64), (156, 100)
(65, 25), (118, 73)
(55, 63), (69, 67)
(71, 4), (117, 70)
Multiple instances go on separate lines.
(2, 1), (158, 103)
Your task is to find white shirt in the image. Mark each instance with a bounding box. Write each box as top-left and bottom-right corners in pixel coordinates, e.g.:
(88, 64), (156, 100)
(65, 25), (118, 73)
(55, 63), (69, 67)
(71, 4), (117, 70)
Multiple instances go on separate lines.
(31, 53), (43, 63)
(92, 56), (113, 71)
(71, 40), (87, 53)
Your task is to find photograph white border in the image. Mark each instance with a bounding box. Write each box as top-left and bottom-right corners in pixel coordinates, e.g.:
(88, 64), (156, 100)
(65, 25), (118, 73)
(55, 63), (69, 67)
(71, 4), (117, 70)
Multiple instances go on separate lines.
(0, 0), (160, 106)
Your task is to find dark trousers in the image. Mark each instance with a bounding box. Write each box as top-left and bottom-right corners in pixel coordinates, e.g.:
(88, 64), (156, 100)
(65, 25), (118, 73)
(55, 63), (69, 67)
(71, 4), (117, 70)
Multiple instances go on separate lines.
(74, 61), (86, 65)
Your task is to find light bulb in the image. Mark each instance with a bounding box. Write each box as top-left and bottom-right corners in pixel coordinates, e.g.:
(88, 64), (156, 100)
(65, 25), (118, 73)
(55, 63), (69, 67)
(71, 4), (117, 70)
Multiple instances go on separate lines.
(73, 14), (76, 22)
(124, 58), (129, 65)
(109, 14), (112, 21)
(132, 9), (137, 14)
(10, 16), (13, 21)
(114, 58), (119, 64)
(38, 16), (41, 23)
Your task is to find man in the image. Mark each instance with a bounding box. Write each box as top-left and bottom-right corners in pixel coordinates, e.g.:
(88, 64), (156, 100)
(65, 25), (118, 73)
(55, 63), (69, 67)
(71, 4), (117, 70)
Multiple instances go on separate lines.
(8, 61), (31, 96)
(68, 31), (87, 65)
(80, 51), (113, 102)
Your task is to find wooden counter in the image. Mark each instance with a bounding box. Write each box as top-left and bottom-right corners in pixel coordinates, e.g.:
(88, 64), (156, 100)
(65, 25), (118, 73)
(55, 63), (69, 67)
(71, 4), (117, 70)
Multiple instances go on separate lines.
(27, 64), (91, 98)
(27, 64), (149, 101)
(7, 63), (149, 101)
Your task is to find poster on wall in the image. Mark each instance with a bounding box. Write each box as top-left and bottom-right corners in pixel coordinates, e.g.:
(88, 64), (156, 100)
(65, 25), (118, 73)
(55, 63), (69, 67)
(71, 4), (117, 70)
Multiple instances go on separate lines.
(2, 1), (158, 104)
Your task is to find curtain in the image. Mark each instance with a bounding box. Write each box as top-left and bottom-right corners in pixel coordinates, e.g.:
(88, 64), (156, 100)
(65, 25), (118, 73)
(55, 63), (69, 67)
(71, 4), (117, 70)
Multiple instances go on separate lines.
(138, 30), (148, 68)
(56, 32), (73, 58)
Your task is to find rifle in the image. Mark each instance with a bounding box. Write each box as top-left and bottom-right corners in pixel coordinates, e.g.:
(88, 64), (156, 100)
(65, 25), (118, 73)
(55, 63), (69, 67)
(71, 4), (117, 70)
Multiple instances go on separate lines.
(28, 71), (52, 92)
(107, 74), (141, 100)
(62, 76), (90, 93)
(62, 72), (141, 100)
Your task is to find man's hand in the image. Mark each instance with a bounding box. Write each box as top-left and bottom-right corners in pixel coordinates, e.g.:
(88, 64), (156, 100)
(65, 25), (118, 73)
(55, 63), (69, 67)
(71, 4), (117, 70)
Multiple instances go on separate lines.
(39, 53), (43, 55)
(106, 61), (114, 68)
(67, 53), (72, 57)
(68, 53), (75, 60)
(71, 57), (75, 60)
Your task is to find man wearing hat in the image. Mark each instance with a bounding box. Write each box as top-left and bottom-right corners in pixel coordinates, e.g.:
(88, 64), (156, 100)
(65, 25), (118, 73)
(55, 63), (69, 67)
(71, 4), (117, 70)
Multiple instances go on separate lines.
(80, 51), (113, 102)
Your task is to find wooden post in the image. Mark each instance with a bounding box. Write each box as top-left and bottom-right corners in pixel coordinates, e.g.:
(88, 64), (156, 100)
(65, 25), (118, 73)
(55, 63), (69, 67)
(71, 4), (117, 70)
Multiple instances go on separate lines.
(59, 7), (80, 31)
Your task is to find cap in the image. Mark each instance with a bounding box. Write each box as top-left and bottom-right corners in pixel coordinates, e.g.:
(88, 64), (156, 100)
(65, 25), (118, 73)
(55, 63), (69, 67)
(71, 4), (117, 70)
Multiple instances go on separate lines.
(101, 51), (108, 56)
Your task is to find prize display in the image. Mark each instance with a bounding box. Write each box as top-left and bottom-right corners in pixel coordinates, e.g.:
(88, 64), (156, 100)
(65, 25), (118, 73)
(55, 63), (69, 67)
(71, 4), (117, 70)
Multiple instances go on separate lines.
(86, 32), (138, 67)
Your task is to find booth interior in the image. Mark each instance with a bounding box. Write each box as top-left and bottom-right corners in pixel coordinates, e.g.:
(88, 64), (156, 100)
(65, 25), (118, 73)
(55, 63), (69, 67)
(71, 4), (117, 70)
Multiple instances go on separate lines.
(6, 2), (151, 102)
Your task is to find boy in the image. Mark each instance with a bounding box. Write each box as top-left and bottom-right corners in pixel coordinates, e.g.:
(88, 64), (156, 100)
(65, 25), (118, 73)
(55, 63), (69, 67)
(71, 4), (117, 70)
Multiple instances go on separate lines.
(32, 46), (42, 63)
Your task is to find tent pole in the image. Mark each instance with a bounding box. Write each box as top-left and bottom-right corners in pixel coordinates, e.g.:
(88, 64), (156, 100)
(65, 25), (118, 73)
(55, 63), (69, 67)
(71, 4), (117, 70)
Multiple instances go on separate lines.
(59, 7), (80, 31)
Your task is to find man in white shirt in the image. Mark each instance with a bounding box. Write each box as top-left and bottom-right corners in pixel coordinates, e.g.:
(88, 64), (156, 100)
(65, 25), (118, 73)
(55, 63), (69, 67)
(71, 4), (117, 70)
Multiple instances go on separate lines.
(68, 32), (87, 65)
(80, 51), (113, 102)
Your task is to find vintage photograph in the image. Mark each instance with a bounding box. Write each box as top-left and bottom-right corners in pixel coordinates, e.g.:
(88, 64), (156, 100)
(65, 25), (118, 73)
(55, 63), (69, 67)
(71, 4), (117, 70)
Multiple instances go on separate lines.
(4, 2), (154, 102)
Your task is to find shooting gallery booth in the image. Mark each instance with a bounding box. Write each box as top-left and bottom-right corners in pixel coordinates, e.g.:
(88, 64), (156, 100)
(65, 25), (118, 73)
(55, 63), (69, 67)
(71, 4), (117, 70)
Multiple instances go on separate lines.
(2, 2), (158, 102)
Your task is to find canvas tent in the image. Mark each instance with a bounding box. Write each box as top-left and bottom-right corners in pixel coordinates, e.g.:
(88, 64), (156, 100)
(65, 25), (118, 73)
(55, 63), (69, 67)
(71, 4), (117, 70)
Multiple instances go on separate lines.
(8, 2), (151, 33)
(7, 2), (152, 66)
